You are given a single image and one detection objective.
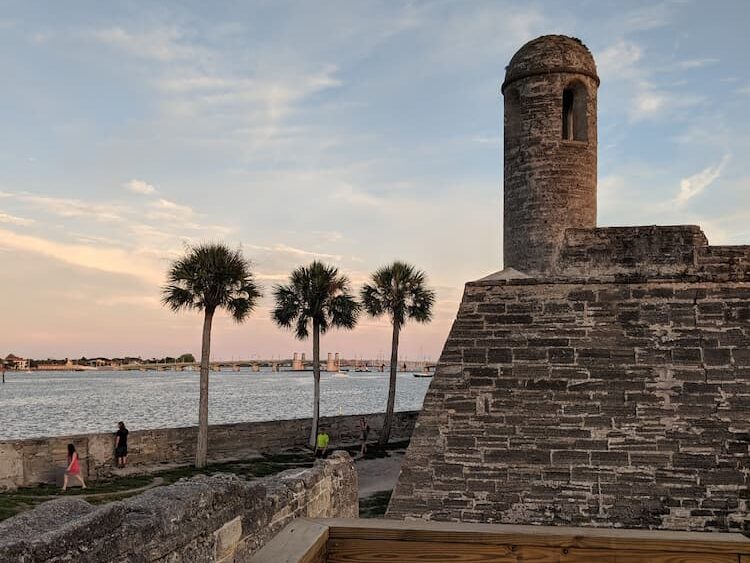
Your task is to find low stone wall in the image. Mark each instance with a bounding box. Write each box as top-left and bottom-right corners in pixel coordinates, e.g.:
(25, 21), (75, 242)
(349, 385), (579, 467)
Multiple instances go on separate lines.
(0, 451), (357, 562)
(558, 225), (750, 281)
(560, 226), (708, 276)
(0, 411), (418, 488)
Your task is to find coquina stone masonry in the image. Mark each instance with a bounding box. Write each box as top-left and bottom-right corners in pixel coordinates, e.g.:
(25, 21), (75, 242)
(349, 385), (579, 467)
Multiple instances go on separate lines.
(387, 271), (750, 531)
(387, 35), (750, 532)
(0, 411), (417, 489)
(0, 452), (357, 563)
(503, 35), (598, 275)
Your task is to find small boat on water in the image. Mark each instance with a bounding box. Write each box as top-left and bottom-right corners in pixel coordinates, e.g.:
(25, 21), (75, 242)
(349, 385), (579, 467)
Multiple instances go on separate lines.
(413, 372), (433, 378)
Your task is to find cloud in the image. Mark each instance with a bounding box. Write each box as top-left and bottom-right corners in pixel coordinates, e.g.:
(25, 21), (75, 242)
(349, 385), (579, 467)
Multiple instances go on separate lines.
(272, 243), (341, 262)
(331, 184), (384, 208)
(3, 188), (230, 239)
(312, 230), (343, 243)
(628, 81), (704, 123)
(0, 211), (34, 226)
(426, 5), (546, 68)
(675, 58), (719, 70)
(94, 294), (161, 308)
(124, 179), (157, 195)
(154, 67), (341, 131)
(90, 27), (198, 62)
(736, 84), (750, 96)
(14, 194), (125, 222)
(244, 242), (342, 263)
(0, 227), (163, 285)
(597, 40), (642, 78)
(632, 86), (667, 118)
(618, 2), (679, 32)
(597, 39), (706, 122)
(147, 198), (195, 221)
(675, 155), (731, 205)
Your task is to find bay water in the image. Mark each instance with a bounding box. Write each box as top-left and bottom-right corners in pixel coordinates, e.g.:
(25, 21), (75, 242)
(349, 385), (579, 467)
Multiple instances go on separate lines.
(0, 369), (432, 440)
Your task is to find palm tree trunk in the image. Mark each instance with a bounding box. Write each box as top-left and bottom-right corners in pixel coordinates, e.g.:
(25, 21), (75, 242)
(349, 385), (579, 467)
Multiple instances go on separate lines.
(380, 322), (400, 446)
(310, 319), (321, 449)
(196, 309), (214, 468)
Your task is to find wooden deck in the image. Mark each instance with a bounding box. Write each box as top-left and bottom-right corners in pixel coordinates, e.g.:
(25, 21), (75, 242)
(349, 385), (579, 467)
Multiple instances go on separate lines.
(250, 518), (750, 563)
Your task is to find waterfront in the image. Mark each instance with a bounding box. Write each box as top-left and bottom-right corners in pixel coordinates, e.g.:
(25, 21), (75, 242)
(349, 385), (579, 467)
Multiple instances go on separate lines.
(0, 369), (431, 440)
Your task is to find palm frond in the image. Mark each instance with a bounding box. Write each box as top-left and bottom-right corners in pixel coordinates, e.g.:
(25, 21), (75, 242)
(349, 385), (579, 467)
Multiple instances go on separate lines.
(407, 285), (436, 323)
(360, 283), (386, 317)
(272, 284), (301, 329)
(162, 285), (197, 312)
(162, 242), (262, 320)
(272, 261), (359, 340)
(328, 294), (360, 329)
(360, 260), (435, 328)
(295, 315), (310, 339)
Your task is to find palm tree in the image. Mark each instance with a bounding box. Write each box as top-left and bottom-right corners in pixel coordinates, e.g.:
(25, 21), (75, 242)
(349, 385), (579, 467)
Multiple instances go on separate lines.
(272, 261), (359, 448)
(361, 261), (435, 446)
(162, 243), (262, 468)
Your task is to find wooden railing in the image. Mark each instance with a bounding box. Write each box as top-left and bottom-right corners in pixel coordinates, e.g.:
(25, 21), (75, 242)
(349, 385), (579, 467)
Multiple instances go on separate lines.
(250, 518), (750, 563)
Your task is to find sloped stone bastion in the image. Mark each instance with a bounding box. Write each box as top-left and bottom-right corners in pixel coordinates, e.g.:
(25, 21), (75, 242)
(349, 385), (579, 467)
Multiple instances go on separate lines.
(387, 35), (750, 532)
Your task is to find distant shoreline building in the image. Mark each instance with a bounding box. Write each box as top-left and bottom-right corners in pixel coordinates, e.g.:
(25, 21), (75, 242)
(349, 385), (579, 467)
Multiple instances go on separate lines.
(4, 354), (29, 370)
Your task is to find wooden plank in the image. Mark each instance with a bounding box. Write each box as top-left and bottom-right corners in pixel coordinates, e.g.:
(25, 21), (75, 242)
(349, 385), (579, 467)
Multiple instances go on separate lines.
(315, 519), (750, 555)
(249, 519), (328, 563)
(327, 538), (516, 562)
(326, 538), (739, 563)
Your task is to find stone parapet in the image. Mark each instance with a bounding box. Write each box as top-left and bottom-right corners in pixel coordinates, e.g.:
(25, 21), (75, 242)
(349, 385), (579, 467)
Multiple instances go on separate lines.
(552, 226), (750, 280)
(559, 225), (707, 276)
(0, 411), (418, 488)
(0, 452), (357, 562)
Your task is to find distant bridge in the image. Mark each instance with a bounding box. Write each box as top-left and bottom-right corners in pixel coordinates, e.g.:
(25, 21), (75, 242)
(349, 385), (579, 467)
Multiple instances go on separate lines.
(110, 360), (437, 373)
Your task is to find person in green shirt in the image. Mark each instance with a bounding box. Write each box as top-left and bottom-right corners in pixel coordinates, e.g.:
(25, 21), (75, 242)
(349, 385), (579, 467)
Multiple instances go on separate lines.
(315, 430), (330, 458)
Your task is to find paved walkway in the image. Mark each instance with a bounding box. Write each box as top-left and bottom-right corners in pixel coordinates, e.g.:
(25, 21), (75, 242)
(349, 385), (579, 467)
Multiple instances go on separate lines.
(355, 449), (406, 498)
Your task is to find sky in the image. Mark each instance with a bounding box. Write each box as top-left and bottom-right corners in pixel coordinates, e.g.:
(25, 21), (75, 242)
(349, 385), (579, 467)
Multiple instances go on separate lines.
(1, 0), (749, 361)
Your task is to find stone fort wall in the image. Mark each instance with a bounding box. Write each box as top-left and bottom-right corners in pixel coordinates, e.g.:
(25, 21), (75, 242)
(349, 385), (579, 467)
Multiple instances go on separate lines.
(388, 33), (750, 533)
(0, 411), (418, 488)
(387, 266), (750, 531)
(0, 452), (357, 562)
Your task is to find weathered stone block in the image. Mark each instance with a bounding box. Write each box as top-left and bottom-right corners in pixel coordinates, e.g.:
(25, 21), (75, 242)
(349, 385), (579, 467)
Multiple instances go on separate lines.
(214, 516), (242, 561)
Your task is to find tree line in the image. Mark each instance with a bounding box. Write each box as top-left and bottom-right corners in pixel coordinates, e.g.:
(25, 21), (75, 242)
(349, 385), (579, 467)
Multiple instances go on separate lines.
(162, 242), (435, 468)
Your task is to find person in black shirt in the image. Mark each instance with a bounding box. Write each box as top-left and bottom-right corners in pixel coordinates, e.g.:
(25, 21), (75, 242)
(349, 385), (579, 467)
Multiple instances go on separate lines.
(115, 421), (129, 468)
(359, 416), (370, 457)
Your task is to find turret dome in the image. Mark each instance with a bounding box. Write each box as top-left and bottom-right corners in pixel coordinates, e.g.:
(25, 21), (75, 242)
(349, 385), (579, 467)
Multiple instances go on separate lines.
(502, 35), (598, 93)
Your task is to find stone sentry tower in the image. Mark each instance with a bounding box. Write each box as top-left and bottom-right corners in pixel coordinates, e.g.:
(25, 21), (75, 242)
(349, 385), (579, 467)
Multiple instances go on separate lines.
(503, 35), (598, 273)
(388, 34), (750, 532)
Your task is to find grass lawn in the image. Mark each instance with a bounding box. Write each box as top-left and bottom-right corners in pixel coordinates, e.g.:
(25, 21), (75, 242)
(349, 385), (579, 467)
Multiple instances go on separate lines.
(0, 449), (314, 522)
(0, 440), (410, 523)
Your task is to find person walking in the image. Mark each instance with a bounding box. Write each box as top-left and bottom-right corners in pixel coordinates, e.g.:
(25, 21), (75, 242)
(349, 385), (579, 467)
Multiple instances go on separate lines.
(62, 443), (86, 491)
(114, 421), (129, 468)
(359, 416), (370, 457)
